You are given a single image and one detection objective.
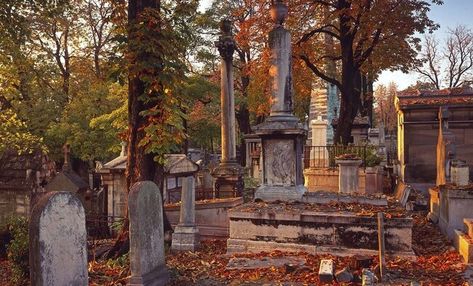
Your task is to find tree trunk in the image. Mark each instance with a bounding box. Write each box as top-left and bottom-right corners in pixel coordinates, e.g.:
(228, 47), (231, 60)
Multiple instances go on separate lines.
(106, 0), (173, 259)
(333, 0), (360, 145)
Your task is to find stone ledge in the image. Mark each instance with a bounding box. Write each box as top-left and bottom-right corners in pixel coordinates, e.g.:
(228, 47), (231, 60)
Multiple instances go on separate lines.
(227, 239), (416, 260)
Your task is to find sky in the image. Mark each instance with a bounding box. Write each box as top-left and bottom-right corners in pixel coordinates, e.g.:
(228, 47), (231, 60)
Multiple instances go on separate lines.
(199, 0), (473, 90)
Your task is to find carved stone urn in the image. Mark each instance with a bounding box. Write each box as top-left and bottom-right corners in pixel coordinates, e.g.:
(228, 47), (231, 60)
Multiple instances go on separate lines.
(270, 0), (288, 26)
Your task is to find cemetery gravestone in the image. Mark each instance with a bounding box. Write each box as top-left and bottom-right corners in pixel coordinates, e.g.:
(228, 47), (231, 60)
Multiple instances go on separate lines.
(128, 181), (168, 286)
(29, 192), (88, 286)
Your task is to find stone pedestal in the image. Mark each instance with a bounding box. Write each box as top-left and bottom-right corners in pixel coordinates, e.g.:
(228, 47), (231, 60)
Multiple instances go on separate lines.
(172, 176), (200, 251)
(253, 122), (306, 202)
(337, 159), (362, 194)
(212, 162), (244, 198)
(451, 160), (469, 186)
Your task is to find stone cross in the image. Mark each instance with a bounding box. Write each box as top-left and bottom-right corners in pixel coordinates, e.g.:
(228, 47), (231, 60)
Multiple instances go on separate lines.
(128, 181), (168, 286)
(29, 192), (88, 286)
(171, 176), (200, 251)
(63, 143), (71, 171)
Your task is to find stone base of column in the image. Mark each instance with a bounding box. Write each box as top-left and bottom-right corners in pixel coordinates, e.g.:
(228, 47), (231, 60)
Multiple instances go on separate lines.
(254, 185), (306, 202)
(212, 161), (244, 198)
(127, 265), (169, 286)
(171, 225), (200, 251)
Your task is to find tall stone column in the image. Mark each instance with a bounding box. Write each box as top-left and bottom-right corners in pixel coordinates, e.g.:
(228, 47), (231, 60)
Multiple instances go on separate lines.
(212, 19), (244, 198)
(253, 0), (307, 202)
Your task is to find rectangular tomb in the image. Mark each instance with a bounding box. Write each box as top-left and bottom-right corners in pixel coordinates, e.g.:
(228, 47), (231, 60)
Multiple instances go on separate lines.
(227, 204), (414, 257)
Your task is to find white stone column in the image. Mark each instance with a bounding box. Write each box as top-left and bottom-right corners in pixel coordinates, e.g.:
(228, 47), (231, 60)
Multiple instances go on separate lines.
(172, 176), (200, 251)
(310, 116), (329, 168)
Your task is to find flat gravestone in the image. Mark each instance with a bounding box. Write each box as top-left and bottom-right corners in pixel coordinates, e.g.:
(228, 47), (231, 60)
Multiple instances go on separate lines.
(128, 181), (169, 286)
(29, 192), (88, 286)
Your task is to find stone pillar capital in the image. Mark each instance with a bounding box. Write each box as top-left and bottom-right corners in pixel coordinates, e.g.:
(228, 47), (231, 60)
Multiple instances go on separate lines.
(216, 19), (236, 61)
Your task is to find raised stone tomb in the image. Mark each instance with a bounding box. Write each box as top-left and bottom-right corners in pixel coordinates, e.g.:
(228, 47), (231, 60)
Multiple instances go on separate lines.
(227, 202), (413, 257)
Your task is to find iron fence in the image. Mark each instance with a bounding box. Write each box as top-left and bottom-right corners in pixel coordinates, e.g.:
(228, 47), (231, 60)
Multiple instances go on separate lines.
(304, 145), (369, 169)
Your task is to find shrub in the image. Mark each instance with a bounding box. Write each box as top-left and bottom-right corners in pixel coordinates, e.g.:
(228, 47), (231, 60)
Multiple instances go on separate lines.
(6, 216), (29, 285)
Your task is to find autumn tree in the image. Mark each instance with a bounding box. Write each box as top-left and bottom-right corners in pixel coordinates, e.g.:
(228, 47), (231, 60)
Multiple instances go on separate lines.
(374, 82), (397, 135)
(294, 0), (440, 144)
(416, 25), (473, 89)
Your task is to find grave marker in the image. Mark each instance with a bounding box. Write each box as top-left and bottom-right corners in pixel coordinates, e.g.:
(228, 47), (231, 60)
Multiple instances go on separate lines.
(29, 192), (88, 286)
(128, 181), (168, 286)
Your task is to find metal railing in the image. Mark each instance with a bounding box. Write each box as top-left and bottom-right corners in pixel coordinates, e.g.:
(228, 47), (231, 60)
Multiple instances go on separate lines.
(304, 145), (369, 169)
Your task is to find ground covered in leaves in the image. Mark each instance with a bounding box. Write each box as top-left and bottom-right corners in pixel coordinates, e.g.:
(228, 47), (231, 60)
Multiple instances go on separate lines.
(0, 211), (468, 285)
(85, 211), (469, 286)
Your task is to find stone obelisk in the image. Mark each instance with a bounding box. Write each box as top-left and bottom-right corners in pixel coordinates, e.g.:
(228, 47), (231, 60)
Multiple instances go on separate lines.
(212, 19), (244, 198)
(253, 0), (307, 202)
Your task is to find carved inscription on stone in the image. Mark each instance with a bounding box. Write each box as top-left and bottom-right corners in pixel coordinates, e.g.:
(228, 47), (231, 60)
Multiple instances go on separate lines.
(264, 139), (295, 186)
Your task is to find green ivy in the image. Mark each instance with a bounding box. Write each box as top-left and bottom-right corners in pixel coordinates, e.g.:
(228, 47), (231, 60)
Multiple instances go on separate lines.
(6, 216), (29, 285)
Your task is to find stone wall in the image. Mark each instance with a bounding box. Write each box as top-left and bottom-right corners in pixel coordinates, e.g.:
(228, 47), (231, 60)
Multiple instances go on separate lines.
(398, 107), (473, 184)
(0, 190), (30, 221)
(304, 168), (367, 193)
(165, 197), (243, 238)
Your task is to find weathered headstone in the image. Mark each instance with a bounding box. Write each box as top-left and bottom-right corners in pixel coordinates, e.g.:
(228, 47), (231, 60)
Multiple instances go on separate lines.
(29, 192), (88, 286)
(337, 159), (362, 193)
(128, 181), (168, 286)
(172, 176), (200, 251)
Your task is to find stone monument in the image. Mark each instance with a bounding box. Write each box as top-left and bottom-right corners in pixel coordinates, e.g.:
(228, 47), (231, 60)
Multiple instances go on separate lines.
(309, 116), (329, 168)
(212, 19), (244, 198)
(29, 192), (88, 286)
(436, 106), (456, 186)
(128, 181), (168, 286)
(253, 0), (307, 202)
(171, 176), (200, 251)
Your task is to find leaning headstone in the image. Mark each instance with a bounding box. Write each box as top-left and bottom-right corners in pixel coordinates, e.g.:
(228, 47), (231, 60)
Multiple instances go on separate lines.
(29, 192), (88, 286)
(172, 176), (200, 251)
(128, 181), (169, 286)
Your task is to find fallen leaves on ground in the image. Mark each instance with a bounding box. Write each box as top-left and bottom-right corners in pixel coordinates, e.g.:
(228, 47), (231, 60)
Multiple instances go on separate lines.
(83, 211), (471, 285)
